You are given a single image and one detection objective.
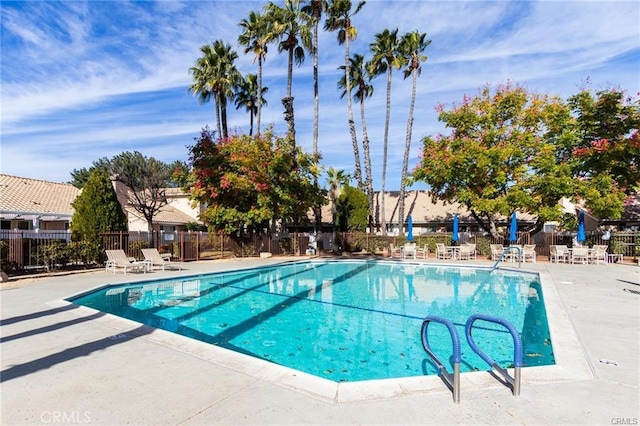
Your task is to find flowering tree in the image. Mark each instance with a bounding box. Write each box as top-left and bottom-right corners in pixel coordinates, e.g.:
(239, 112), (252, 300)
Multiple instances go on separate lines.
(179, 128), (325, 233)
(413, 83), (628, 239)
(568, 88), (640, 196)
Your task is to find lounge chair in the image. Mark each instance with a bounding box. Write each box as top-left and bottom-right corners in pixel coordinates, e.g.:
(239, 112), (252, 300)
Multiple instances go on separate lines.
(105, 250), (148, 274)
(141, 248), (183, 271)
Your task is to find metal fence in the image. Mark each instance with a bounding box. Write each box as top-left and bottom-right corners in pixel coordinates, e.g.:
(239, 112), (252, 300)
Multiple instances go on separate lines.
(1, 229), (637, 275)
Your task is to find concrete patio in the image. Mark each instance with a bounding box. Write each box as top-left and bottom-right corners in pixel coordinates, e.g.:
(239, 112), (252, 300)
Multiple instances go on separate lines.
(1, 258), (638, 425)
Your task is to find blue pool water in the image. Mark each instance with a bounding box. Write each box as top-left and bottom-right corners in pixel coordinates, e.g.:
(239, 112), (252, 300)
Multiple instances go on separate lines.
(70, 260), (554, 382)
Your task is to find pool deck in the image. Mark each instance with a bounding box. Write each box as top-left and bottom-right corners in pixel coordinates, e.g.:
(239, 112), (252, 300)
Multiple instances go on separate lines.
(1, 257), (638, 425)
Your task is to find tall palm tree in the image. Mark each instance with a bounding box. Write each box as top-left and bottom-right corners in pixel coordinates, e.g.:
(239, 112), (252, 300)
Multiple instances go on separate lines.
(264, 0), (312, 144)
(338, 53), (374, 217)
(238, 11), (270, 136)
(189, 40), (242, 139)
(398, 31), (431, 231)
(234, 73), (268, 136)
(368, 28), (404, 235)
(325, 0), (366, 191)
(302, 0), (328, 235)
(189, 45), (220, 138)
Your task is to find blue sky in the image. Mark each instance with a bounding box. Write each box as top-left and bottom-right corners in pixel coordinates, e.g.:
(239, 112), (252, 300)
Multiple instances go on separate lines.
(1, 1), (639, 191)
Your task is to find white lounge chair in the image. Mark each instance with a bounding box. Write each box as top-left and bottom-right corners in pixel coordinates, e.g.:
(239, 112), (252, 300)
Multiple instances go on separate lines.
(141, 248), (183, 271)
(105, 250), (148, 274)
(490, 244), (504, 261)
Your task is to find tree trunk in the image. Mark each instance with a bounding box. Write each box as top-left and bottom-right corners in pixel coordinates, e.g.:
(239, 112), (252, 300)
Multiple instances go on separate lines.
(398, 69), (418, 230)
(214, 91), (222, 139)
(380, 67), (393, 236)
(345, 35), (363, 189)
(257, 56), (263, 136)
(360, 98), (374, 223)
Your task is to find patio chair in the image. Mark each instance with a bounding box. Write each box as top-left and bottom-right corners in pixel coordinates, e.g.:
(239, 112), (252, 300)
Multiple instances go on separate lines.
(458, 244), (476, 260)
(141, 248), (183, 271)
(436, 243), (453, 260)
(490, 244), (504, 261)
(402, 243), (417, 259)
(550, 245), (569, 263)
(589, 245), (607, 265)
(522, 245), (537, 263)
(571, 246), (589, 264)
(416, 244), (428, 259)
(389, 243), (403, 259)
(105, 250), (148, 274)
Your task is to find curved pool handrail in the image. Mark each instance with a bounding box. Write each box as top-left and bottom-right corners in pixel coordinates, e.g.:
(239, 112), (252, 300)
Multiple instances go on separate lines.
(421, 315), (461, 403)
(492, 246), (522, 270)
(465, 314), (523, 396)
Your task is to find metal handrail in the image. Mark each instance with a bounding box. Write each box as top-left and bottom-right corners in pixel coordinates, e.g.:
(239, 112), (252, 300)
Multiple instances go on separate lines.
(465, 314), (523, 396)
(492, 246), (522, 270)
(421, 316), (462, 403)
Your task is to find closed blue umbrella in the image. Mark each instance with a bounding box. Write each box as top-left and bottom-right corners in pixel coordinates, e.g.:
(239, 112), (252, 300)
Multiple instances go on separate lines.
(452, 214), (459, 243)
(407, 215), (414, 242)
(577, 210), (586, 243)
(509, 212), (518, 243)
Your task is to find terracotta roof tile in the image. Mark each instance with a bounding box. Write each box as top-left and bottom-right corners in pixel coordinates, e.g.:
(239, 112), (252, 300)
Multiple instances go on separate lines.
(0, 174), (80, 216)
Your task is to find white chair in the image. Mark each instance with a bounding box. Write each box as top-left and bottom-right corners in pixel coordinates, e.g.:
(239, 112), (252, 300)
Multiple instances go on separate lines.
(141, 248), (183, 271)
(458, 244), (476, 260)
(550, 245), (569, 263)
(490, 244), (504, 261)
(416, 244), (428, 259)
(389, 243), (403, 259)
(436, 243), (453, 260)
(589, 245), (607, 265)
(571, 246), (589, 264)
(105, 250), (147, 274)
(402, 243), (417, 259)
(522, 245), (537, 263)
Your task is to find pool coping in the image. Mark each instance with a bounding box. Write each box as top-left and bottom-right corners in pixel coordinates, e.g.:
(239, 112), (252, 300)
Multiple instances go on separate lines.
(52, 260), (594, 404)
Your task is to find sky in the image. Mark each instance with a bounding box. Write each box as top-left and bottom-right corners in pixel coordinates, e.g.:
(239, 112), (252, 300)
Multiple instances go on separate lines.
(1, 1), (639, 192)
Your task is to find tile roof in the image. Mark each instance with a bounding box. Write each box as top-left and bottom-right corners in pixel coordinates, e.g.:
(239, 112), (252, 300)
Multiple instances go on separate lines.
(126, 204), (197, 225)
(0, 174), (80, 217)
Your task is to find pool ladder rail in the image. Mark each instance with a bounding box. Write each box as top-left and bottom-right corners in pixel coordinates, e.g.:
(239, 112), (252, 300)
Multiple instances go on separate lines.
(492, 246), (522, 270)
(421, 314), (523, 403)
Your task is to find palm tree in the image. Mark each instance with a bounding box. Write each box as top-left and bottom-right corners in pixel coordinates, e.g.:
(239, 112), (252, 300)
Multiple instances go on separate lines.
(368, 28), (404, 235)
(302, 0), (328, 235)
(264, 0), (312, 144)
(189, 45), (220, 138)
(338, 53), (374, 217)
(234, 73), (268, 136)
(238, 11), (271, 136)
(325, 0), (366, 191)
(397, 30), (431, 231)
(189, 40), (242, 139)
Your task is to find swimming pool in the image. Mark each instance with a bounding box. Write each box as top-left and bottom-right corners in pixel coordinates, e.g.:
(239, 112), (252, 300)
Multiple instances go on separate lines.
(70, 260), (554, 382)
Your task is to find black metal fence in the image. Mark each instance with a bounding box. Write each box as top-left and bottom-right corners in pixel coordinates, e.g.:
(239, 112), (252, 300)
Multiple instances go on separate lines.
(1, 229), (637, 276)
